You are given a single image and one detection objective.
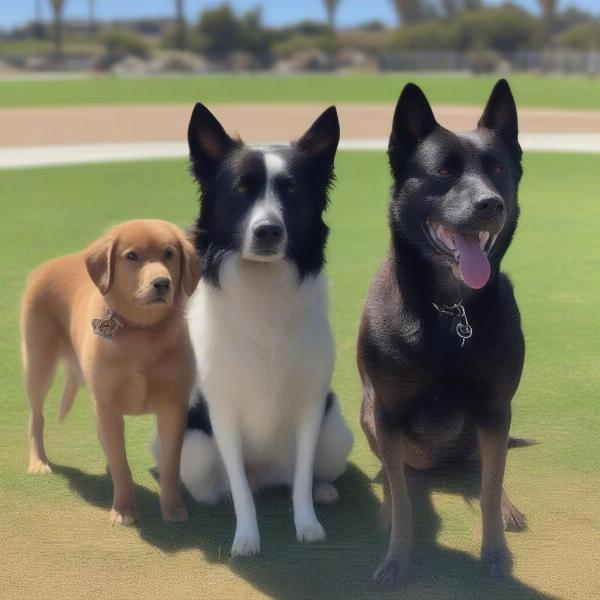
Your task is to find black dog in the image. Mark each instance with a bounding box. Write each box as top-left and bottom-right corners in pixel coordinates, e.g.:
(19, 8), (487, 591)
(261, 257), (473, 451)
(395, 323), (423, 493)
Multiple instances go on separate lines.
(358, 80), (526, 586)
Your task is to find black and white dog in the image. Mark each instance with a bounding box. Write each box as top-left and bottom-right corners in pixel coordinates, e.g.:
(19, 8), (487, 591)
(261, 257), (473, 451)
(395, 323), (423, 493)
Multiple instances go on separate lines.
(155, 104), (353, 557)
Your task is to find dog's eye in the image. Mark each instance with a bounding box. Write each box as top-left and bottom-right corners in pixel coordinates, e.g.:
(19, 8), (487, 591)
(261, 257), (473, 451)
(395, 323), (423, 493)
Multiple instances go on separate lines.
(493, 163), (504, 175)
(235, 182), (247, 195)
(437, 167), (451, 177)
(125, 251), (138, 261)
(164, 249), (174, 260)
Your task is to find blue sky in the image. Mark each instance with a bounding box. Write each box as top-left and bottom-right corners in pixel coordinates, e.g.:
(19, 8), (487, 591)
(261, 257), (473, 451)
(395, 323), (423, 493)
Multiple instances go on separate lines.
(1, 0), (598, 31)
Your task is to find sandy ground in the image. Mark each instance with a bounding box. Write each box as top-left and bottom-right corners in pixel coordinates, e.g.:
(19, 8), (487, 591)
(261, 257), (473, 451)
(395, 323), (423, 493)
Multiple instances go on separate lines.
(1, 103), (600, 147)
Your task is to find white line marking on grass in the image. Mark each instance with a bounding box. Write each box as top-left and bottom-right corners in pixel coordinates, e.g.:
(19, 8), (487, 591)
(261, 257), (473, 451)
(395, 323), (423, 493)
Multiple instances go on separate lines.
(1, 134), (599, 170)
(0, 142), (188, 169)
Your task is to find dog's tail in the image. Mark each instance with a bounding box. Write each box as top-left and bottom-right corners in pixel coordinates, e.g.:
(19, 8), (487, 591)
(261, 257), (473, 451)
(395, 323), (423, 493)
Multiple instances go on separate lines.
(508, 436), (537, 449)
(58, 369), (80, 423)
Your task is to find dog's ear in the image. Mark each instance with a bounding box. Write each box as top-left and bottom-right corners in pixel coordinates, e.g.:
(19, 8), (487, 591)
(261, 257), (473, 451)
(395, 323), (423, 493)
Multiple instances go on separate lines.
(296, 106), (340, 165)
(389, 83), (438, 172)
(478, 79), (521, 159)
(179, 235), (201, 297)
(188, 103), (239, 184)
(85, 235), (115, 295)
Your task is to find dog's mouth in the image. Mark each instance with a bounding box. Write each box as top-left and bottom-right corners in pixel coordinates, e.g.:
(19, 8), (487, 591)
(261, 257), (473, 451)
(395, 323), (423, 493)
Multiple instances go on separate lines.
(242, 247), (285, 263)
(137, 294), (170, 306)
(424, 220), (499, 289)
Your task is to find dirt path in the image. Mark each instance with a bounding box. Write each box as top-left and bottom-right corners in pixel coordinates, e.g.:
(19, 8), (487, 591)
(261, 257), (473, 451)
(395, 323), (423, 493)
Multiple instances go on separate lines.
(2, 103), (600, 147)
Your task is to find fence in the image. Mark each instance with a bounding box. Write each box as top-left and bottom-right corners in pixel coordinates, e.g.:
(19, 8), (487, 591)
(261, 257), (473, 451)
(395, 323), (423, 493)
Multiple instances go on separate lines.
(378, 50), (600, 75)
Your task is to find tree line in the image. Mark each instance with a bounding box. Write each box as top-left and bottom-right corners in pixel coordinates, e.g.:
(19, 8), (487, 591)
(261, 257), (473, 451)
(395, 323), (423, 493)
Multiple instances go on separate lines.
(37, 0), (600, 60)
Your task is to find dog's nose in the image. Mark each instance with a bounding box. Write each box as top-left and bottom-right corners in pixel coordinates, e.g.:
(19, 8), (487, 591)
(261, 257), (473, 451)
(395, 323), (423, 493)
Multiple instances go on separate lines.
(152, 277), (171, 293)
(253, 223), (284, 244)
(474, 196), (504, 215)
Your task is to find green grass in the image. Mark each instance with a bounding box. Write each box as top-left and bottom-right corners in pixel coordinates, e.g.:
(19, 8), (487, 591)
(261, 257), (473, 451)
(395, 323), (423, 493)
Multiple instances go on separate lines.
(0, 73), (599, 110)
(1, 152), (599, 600)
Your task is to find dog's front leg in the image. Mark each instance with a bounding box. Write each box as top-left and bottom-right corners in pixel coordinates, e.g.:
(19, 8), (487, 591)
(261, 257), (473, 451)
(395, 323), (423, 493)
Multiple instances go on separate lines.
(95, 405), (136, 525)
(293, 402), (326, 543)
(210, 409), (259, 557)
(373, 409), (412, 587)
(156, 403), (188, 523)
(477, 412), (512, 577)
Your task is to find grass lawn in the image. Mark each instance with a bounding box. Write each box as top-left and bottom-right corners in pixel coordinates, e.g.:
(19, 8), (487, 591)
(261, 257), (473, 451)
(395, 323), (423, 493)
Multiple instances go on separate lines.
(1, 152), (599, 600)
(0, 73), (599, 110)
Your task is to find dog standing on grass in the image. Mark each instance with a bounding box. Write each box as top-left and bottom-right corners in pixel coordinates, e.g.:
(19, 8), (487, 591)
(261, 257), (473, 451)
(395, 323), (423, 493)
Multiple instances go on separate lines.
(22, 219), (200, 525)
(152, 104), (353, 557)
(358, 80), (527, 585)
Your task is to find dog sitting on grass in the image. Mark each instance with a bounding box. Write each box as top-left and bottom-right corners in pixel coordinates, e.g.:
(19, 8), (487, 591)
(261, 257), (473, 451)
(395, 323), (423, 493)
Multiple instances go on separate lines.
(153, 103), (354, 557)
(358, 80), (527, 585)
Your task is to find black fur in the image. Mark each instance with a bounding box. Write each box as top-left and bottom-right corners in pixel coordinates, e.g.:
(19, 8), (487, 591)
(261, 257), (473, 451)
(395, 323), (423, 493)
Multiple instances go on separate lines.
(360, 78), (524, 455)
(358, 79), (526, 584)
(324, 391), (334, 415)
(187, 390), (213, 435)
(187, 103), (339, 286)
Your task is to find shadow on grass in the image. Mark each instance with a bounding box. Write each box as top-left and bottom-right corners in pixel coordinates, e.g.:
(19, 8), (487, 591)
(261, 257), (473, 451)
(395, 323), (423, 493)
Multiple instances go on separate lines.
(52, 462), (557, 600)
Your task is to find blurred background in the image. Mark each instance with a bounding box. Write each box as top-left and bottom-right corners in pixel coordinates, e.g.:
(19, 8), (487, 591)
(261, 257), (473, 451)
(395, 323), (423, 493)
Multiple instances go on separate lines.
(1, 0), (600, 76)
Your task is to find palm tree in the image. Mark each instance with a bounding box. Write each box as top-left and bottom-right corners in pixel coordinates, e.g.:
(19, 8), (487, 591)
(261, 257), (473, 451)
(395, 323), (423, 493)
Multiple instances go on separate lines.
(88, 0), (95, 32)
(324, 0), (340, 30)
(538, 0), (558, 39)
(49, 0), (65, 56)
(174, 0), (187, 49)
(390, 0), (425, 25)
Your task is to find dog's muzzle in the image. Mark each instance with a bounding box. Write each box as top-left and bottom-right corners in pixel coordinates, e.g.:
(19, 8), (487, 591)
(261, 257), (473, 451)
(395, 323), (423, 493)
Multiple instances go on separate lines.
(245, 219), (286, 260)
(137, 276), (173, 305)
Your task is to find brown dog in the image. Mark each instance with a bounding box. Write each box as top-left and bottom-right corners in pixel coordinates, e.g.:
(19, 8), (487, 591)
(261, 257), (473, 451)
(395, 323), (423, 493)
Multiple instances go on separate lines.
(21, 219), (200, 525)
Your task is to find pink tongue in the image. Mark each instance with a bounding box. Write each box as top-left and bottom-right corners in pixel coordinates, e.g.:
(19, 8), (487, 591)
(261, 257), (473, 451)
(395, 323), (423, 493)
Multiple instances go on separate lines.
(453, 232), (491, 289)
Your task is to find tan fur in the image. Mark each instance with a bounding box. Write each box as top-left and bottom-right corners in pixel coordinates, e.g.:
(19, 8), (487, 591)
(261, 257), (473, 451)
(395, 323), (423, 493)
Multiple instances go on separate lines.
(21, 219), (201, 525)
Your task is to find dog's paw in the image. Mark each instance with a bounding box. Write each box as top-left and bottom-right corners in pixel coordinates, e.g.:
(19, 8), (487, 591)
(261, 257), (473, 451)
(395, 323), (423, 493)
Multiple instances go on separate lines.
(110, 507), (136, 526)
(481, 544), (513, 578)
(28, 460), (52, 474)
(374, 556), (409, 587)
(231, 527), (260, 557)
(313, 482), (339, 505)
(296, 518), (326, 543)
(161, 503), (189, 523)
(502, 494), (527, 531)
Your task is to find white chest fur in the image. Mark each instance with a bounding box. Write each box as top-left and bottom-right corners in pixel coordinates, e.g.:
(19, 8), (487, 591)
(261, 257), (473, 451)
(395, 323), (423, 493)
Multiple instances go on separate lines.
(187, 257), (334, 465)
